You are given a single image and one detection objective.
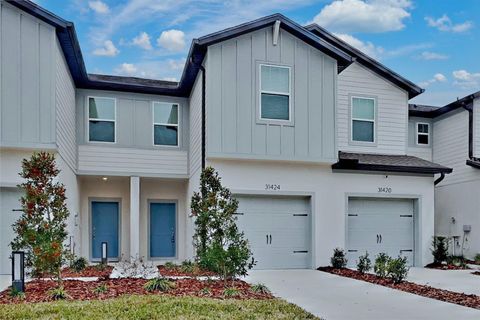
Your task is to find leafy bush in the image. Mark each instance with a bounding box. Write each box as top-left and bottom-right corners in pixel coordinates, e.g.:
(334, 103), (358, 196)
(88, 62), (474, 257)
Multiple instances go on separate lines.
(164, 262), (176, 270)
(387, 256), (409, 283)
(223, 287), (241, 298)
(374, 253), (390, 278)
(330, 248), (347, 268)
(144, 278), (175, 292)
(475, 253), (480, 264)
(71, 257), (88, 273)
(199, 287), (211, 296)
(431, 236), (449, 264)
(250, 283), (271, 294)
(93, 283), (108, 294)
(180, 260), (196, 274)
(9, 287), (25, 300)
(191, 167), (255, 283)
(356, 252), (371, 274)
(447, 256), (467, 268)
(11, 152), (70, 284)
(49, 286), (69, 300)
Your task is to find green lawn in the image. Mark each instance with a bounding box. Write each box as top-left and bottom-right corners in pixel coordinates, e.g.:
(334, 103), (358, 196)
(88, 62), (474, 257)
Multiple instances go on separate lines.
(0, 295), (319, 320)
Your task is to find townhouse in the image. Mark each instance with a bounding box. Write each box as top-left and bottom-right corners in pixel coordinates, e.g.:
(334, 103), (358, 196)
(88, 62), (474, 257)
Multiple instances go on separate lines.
(0, 0), (457, 276)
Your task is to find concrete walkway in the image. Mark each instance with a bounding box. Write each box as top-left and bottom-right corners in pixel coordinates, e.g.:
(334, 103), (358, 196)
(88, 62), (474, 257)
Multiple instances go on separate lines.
(408, 267), (480, 296)
(246, 270), (480, 320)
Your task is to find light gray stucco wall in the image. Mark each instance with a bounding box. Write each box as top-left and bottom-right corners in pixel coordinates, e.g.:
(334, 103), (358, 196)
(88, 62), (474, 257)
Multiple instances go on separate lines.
(205, 27), (337, 163)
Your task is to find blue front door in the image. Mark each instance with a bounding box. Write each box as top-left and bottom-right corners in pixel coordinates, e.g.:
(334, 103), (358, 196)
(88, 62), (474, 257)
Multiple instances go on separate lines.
(150, 202), (176, 258)
(92, 201), (119, 260)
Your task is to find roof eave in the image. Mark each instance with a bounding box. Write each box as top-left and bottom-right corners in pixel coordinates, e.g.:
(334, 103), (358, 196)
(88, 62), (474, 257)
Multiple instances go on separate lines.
(332, 162), (452, 174)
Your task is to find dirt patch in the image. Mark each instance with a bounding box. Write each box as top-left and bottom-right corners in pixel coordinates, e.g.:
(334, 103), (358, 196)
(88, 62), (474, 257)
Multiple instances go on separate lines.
(0, 278), (271, 304)
(318, 267), (480, 310)
(158, 265), (217, 277)
(425, 262), (469, 270)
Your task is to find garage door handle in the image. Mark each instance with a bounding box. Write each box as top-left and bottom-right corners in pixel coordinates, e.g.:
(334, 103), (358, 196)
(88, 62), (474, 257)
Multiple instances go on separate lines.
(269, 234), (272, 244)
(400, 215), (413, 217)
(234, 212), (244, 215)
(293, 214), (308, 216)
(293, 250), (308, 253)
(266, 235), (268, 244)
(348, 250), (358, 252)
(376, 234), (379, 243)
(400, 249), (413, 252)
(379, 234), (382, 243)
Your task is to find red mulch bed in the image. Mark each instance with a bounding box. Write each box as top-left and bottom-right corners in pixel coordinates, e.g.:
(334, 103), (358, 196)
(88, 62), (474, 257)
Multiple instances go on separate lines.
(158, 265), (217, 277)
(318, 267), (480, 310)
(425, 262), (469, 270)
(61, 265), (113, 278)
(0, 278), (271, 304)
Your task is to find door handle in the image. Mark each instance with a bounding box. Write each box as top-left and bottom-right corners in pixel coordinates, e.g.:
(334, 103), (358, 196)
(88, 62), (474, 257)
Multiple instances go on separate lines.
(171, 230), (175, 243)
(269, 234), (272, 244)
(379, 234), (382, 243)
(376, 234), (379, 243)
(266, 234), (269, 244)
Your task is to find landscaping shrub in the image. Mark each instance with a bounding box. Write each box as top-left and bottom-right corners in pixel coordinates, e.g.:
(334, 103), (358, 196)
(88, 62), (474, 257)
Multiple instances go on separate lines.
(191, 167), (255, 283)
(431, 236), (449, 264)
(93, 283), (108, 295)
(164, 262), (176, 270)
(71, 257), (88, 273)
(111, 256), (158, 279)
(475, 253), (480, 264)
(11, 152), (70, 286)
(180, 260), (197, 274)
(49, 287), (69, 300)
(223, 287), (241, 298)
(199, 287), (211, 296)
(250, 283), (271, 294)
(374, 253), (390, 278)
(387, 256), (409, 284)
(144, 278), (175, 292)
(9, 287), (25, 300)
(447, 256), (467, 268)
(356, 252), (371, 274)
(330, 248), (347, 268)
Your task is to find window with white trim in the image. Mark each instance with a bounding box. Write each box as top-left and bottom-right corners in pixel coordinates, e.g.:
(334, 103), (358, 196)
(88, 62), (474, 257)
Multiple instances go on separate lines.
(416, 122), (430, 145)
(351, 97), (375, 143)
(260, 64), (290, 121)
(153, 102), (179, 146)
(88, 97), (116, 142)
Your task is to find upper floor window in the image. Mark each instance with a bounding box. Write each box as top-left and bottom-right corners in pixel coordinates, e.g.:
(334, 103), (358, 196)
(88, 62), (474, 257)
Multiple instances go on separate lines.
(260, 64), (291, 121)
(88, 97), (116, 143)
(153, 102), (179, 146)
(416, 122), (430, 145)
(351, 97), (375, 143)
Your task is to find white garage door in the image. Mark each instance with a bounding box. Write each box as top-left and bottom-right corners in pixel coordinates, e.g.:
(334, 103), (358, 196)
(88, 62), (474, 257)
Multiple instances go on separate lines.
(347, 198), (415, 267)
(0, 188), (22, 275)
(235, 196), (311, 269)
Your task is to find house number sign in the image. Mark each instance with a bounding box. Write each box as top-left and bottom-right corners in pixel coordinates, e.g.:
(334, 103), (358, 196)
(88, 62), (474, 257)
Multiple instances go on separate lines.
(377, 187), (392, 193)
(265, 184), (281, 191)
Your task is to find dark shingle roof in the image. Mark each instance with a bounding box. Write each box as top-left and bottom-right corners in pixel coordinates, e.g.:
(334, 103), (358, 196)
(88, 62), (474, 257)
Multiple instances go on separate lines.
(409, 91), (480, 118)
(333, 151), (452, 174)
(467, 159), (480, 169)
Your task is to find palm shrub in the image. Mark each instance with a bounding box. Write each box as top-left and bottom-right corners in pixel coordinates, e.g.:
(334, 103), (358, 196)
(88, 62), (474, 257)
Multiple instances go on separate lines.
(356, 252), (371, 274)
(330, 248), (347, 268)
(250, 283), (271, 294)
(11, 152), (70, 289)
(71, 257), (88, 273)
(431, 236), (449, 264)
(387, 256), (409, 283)
(191, 167), (255, 284)
(144, 278), (175, 292)
(374, 253), (390, 278)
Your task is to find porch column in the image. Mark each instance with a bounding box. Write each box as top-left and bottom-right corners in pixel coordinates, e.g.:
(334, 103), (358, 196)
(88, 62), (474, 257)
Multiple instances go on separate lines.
(130, 176), (140, 260)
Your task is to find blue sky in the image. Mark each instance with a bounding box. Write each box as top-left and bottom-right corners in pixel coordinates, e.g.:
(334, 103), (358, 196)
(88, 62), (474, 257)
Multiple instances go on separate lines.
(36, 0), (479, 106)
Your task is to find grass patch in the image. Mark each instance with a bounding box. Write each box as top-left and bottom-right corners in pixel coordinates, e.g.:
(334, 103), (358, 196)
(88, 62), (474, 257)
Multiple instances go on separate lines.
(0, 294), (318, 319)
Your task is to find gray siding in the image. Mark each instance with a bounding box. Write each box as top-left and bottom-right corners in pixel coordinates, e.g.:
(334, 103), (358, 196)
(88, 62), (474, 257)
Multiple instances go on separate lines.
(337, 63), (408, 155)
(55, 39), (76, 170)
(189, 74), (203, 177)
(407, 117), (433, 161)
(205, 27), (337, 163)
(0, 1), (56, 148)
(433, 109), (480, 186)
(474, 98), (480, 158)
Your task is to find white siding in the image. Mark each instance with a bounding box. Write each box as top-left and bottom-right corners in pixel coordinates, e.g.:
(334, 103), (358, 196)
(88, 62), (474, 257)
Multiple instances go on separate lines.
(189, 74), (203, 177)
(433, 110), (480, 185)
(337, 63), (408, 155)
(55, 39), (77, 170)
(474, 98), (480, 158)
(78, 145), (188, 177)
(407, 117), (433, 161)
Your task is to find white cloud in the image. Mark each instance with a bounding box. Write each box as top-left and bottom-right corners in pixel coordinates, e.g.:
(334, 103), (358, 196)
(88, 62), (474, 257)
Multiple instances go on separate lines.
(162, 77), (178, 82)
(312, 0), (412, 33)
(157, 29), (186, 51)
(89, 1), (110, 14)
(168, 58), (186, 70)
(93, 40), (119, 56)
(419, 51), (448, 60)
(452, 69), (480, 89)
(425, 15), (473, 33)
(114, 63), (138, 76)
(132, 32), (153, 50)
(419, 73), (447, 88)
(334, 33), (384, 59)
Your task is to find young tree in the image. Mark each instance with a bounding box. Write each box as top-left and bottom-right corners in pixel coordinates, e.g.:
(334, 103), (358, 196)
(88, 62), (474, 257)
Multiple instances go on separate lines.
(11, 152), (70, 287)
(191, 167), (255, 284)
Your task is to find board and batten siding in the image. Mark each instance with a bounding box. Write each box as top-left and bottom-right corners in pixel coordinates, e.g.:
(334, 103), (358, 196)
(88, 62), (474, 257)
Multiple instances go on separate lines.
(337, 63), (408, 155)
(0, 1), (56, 148)
(76, 89), (189, 177)
(205, 27), (337, 163)
(55, 39), (76, 170)
(433, 109), (480, 186)
(189, 74), (203, 177)
(474, 98), (480, 158)
(407, 117), (433, 161)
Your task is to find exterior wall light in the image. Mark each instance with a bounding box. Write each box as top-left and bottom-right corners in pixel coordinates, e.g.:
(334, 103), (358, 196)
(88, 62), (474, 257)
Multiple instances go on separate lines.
(12, 251), (25, 292)
(101, 242), (108, 265)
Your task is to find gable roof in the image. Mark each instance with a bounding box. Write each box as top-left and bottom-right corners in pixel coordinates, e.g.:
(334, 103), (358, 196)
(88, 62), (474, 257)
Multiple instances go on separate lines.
(305, 24), (424, 99)
(408, 91), (479, 118)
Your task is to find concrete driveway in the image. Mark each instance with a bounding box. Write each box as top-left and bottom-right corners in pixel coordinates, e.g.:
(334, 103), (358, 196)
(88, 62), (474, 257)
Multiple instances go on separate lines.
(408, 267), (480, 296)
(246, 270), (480, 320)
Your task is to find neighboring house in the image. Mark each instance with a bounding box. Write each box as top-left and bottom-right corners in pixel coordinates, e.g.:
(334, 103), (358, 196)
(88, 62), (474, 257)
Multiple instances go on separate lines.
(409, 92), (480, 259)
(0, 0), (453, 276)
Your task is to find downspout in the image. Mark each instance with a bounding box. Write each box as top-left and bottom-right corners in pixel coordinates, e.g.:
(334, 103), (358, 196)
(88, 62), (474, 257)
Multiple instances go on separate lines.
(434, 173), (445, 186)
(462, 103), (474, 160)
(199, 65), (206, 170)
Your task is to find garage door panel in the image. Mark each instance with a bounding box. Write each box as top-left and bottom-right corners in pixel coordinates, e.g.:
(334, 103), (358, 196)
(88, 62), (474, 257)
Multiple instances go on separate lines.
(237, 214), (308, 231)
